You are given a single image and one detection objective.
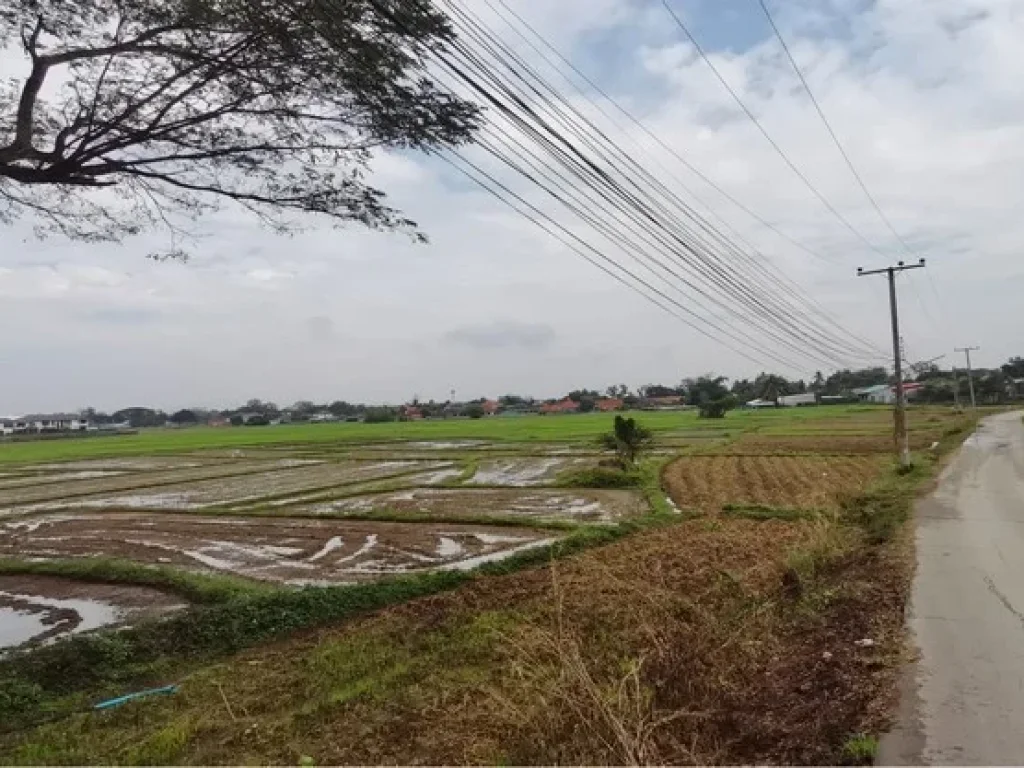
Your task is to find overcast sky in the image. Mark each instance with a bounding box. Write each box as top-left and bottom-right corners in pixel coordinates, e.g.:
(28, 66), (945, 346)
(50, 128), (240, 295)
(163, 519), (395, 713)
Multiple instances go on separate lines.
(1, 0), (1022, 414)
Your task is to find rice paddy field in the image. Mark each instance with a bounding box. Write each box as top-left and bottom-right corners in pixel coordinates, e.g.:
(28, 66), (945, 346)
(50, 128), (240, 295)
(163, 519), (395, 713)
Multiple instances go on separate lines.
(0, 404), (979, 765)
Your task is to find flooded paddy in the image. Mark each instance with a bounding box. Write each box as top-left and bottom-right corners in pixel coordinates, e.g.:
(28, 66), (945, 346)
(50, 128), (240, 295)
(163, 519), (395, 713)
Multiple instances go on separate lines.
(0, 575), (184, 651)
(0, 514), (559, 585)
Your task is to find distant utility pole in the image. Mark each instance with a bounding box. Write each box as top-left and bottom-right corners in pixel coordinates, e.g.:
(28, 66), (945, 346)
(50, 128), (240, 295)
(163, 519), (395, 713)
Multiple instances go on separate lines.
(955, 346), (980, 409)
(858, 258), (926, 467)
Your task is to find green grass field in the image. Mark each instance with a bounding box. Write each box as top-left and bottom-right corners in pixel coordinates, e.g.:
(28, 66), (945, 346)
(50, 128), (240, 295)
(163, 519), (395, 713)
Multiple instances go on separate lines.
(0, 405), (901, 465)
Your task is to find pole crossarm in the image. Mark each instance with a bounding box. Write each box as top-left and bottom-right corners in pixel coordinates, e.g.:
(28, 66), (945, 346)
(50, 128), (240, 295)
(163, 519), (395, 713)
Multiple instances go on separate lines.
(857, 258), (927, 467)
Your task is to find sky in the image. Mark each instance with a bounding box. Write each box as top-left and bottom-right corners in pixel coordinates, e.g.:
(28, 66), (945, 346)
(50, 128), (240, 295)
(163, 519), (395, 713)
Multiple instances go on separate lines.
(1, 0), (1022, 413)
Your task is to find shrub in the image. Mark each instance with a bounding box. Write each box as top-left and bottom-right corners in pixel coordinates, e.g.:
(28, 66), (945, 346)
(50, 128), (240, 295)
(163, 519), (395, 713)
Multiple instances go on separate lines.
(558, 467), (641, 489)
(598, 415), (653, 468)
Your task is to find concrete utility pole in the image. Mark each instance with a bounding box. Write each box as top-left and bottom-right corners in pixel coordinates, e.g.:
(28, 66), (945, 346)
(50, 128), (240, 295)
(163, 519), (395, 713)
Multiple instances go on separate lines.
(858, 258), (926, 467)
(955, 346), (980, 409)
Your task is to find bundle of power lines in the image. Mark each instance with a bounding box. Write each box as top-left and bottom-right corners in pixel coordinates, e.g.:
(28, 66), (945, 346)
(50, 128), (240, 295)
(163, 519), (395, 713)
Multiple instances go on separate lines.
(367, 0), (922, 371)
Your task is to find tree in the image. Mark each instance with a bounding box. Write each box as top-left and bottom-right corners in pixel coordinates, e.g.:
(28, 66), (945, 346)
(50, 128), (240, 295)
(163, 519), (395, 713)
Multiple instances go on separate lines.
(169, 408), (197, 424)
(684, 375), (730, 406)
(465, 404), (485, 419)
(566, 389), (600, 403)
(111, 406), (166, 427)
(328, 400), (356, 418)
(605, 384), (629, 399)
(1002, 357), (1024, 379)
(363, 407), (396, 424)
(0, 0), (478, 254)
(810, 371), (825, 392)
(229, 414), (243, 426)
(599, 415), (653, 469)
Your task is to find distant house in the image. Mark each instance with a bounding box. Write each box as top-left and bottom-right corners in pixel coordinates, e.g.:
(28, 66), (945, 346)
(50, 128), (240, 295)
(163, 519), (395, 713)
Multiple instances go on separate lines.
(853, 384), (894, 404)
(778, 393), (817, 408)
(595, 397), (624, 412)
(401, 405), (424, 421)
(309, 412), (339, 423)
(16, 414), (90, 433)
(854, 383), (922, 405)
(745, 398), (776, 409)
(207, 415), (230, 427)
(643, 395), (685, 409)
(482, 399), (500, 416)
(540, 398), (580, 415)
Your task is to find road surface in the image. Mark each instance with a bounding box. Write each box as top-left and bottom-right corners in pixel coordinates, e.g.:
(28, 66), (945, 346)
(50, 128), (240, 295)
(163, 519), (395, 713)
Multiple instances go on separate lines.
(881, 411), (1024, 765)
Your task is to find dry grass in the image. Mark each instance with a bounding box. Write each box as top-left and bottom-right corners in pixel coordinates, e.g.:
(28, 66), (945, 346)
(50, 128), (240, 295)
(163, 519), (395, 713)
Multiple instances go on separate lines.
(662, 455), (886, 512)
(2, 514), (905, 765)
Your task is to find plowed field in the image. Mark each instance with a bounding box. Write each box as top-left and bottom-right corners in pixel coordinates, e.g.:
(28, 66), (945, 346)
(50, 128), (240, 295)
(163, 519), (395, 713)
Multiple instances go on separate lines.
(663, 454), (885, 512)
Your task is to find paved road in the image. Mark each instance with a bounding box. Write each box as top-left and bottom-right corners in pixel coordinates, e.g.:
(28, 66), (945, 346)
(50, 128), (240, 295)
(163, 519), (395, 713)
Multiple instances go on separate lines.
(881, 411), (1024, 765)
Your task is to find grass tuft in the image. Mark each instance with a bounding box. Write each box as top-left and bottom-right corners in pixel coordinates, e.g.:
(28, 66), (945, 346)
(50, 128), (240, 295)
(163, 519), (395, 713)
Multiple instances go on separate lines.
(839, 732), (879, 765)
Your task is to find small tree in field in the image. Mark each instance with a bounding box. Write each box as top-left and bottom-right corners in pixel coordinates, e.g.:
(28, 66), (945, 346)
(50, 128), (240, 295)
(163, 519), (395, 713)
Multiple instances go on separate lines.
(600, 415), (653, 469)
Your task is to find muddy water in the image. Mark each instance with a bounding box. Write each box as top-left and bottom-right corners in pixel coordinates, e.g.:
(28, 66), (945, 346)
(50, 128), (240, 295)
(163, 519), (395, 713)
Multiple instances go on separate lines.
(0, 514), (561, 585)
(0, 575), (185, 651)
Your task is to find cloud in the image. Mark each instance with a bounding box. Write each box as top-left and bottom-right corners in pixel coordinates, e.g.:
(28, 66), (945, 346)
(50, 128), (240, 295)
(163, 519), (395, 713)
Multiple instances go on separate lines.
(443, 321), (557, 350)
(304, 315), (335, 343)
(84, 307), (165, 325)
(1, 0), (1023, 413)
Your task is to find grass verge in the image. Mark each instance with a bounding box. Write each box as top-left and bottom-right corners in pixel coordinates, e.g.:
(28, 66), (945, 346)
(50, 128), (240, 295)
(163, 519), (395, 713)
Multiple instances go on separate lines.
(0, 558), (272, 604)
(0, 516), (670, 734)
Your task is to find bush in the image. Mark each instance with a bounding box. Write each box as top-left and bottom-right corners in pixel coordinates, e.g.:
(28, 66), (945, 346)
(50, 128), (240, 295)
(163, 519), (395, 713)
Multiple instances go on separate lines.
(364, 408), (397, 424)
(558, 467), (641, 489)
(698, 396), (736, 419)
(465, 405), (485, 419)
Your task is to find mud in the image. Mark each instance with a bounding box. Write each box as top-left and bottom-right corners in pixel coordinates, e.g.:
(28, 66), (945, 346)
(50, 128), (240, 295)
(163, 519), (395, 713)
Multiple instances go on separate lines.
(3, 461), (448, 512)
(467, 457), (592, 486)
(309, 488), (644, 523)
(0, 575), (185, 651)
(0, 513), (559, 584)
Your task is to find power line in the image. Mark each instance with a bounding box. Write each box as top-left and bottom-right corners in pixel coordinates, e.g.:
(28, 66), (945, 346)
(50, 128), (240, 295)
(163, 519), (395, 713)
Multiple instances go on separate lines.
(660, 0), (890, 258)
(346, 0), (886, 369)
(754, 0), (914, 254)
(483, 0), (887, 358)
(436, 1), (879, 366)
(755, 0), (953, 339)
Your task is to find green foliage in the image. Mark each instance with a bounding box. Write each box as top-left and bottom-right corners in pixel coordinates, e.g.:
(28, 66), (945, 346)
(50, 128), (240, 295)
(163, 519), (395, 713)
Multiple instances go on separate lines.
(599, 415), (653, 468)
(557, 467), (641, 489)
(839, 733), (878, 765)
(722, 504), (818, 521)
(465, 405), (485, 419)
(364, 408), (397, 424)
(698, 397), (736, 419)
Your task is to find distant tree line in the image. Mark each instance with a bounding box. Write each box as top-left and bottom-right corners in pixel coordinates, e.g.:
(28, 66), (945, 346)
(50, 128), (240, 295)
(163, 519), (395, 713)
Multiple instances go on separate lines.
(70, 356), (1024, 428)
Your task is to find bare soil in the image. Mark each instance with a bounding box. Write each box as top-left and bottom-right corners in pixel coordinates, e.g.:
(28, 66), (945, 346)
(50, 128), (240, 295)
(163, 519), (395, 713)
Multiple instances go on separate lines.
(2, 460), (444, 511)
(0, 513), (559, 585)
(307, 488), (646, 523)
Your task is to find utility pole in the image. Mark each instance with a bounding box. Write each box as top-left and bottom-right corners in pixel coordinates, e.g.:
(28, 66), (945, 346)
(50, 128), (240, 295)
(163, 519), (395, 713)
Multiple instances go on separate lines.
(955, 346), (980, 409)
(858, 259), (926, 467)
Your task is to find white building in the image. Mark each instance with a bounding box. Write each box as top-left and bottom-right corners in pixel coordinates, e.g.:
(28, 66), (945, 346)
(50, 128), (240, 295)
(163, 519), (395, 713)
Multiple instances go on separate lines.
(778, 393), (818, 407)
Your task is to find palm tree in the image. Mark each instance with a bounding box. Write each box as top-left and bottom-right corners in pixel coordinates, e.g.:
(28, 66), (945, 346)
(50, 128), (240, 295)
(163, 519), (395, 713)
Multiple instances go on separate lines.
(600, 416), (654, 469)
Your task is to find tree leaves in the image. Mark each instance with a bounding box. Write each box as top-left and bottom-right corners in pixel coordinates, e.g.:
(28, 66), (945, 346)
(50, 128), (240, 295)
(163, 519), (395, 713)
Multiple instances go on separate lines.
(0, 0), (480, 254)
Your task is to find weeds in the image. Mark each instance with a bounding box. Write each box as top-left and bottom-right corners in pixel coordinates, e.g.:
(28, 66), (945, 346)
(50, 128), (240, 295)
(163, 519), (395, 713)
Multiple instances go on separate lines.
(722, 503), (819, 521)
(557, 467), (641, 489)
(839, 732), (879, 765)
